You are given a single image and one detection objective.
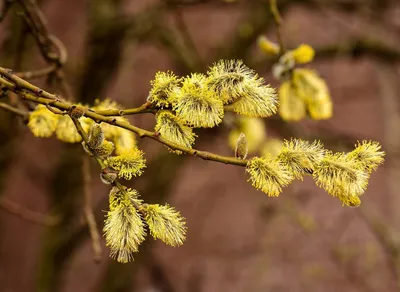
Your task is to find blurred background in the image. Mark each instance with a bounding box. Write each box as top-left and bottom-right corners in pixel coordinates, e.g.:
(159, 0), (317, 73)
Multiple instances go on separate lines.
(0, 0), (400, 291)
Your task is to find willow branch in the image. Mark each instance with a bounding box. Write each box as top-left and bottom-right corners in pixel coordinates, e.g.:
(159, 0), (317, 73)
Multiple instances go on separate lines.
(0, 101), (28, 117)
(0, 197), (59, 226)
(0, 69), (248, 167)
(269, 0), (285, 55)
(82, 155), (102, 263)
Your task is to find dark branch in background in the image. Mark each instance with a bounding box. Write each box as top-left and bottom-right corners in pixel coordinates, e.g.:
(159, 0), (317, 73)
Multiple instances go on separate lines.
(15, 0), (73, 99)
(82, 155), (102, 263)
(0, 197), (59, 226)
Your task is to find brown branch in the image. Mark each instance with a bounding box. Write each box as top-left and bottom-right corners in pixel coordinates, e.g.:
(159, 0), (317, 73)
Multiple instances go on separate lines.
(0, 101), (28, 117)
(15, 0), (73, 99)
(82, 155), (102, 263)
(0, 197), (59, 226)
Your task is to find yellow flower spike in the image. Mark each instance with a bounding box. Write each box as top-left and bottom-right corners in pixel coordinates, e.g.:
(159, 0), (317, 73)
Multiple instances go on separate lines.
(277, 139), (326, 179)
(106, 148), (146, 180)
(104, 187), (146, 263)
(347, 140), (385, 173)
(278, 80), (307, 121)
(56, 115), (82, 143)
(230, 83), (278, 118)
(28, 104), (59, 138)
(113, 128), (137, 155)
(313, 151), (369, 205)
(246, 155), (294, 197)
(148, 71), (182, 108)
(235, 133), (248, 159)
(290, 44), (315, 64)
(155, 110), (196, 153)
(257, 36), (279, 56)
(292, 69), (332, 120)
(228, 117), (266, 154)
(172, 73), (224, 128)
(206, 59), (258, 104)
(142, 203), (187, 247)
(95, 140), (115, 158)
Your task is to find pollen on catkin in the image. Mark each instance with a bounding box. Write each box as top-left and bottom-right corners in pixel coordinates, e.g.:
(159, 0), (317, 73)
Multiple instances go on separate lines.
(278, 80), (307, 122)
(56, 115), (82, 143)
(313, 151), (369, 206)
(95, 140), (115, 158)
(246, 155), (294, 197)
(106, 148), (146, 180)
(148, 71), (182, 108)
(258, 36), (279, 56)
(293, 69), (332, 120)
(229, 83), (278, 118)
(347, 140), (385, 173)
(206, 59), (258, 104)
(142, 203), (187, 247)
(277, 139), (326, 179)
(28, 105), (59, 138)
(104, 187), (146, 263)
(112, 128), (137, 155)
(172, 73), (224, 128)
(155, 110), (196, 152)
(289, 44), (315, 64)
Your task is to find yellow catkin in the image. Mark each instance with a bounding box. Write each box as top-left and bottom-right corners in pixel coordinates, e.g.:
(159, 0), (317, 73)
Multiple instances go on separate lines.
(313, 151), (369, 206)
(290, 44), (315, 64)
(172, 73), (224, 128)
(148, 71), (182, 108)
(277, 139), (325, 179)
(56, 115), (82, 143)
(206, 59), (258, 104)
(155, 110), (196, 152)
(258, 36), (279, 56)
(230, 83), (278, 118)
(278, 80), (307, 122)
(347, 140), (385, 173)
(28, 105), (59, 138)
(142, 204), (187, 247)
(246, 156), (294, 197)
(104, 187), (146, 263)
(293, 69), (332, 120)
(106, 148), (146, 180)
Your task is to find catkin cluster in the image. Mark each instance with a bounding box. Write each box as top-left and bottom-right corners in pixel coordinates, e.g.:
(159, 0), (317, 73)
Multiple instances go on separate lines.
(148, 60), (278, 151)
(246, 139), (384, 207)
(25, 58), (385, 263)
(259, 37), (332, 121)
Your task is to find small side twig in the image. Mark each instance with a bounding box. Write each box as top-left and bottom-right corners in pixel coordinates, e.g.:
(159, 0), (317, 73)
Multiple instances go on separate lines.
(0, 101), (28, 118)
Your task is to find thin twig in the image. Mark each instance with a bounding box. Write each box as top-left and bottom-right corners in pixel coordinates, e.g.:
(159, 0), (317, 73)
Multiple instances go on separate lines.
(0, 197), (59, 226)
(0, 101), (28, 117)
(82, 154), (102, 263)
(269, 0), (285, 55)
